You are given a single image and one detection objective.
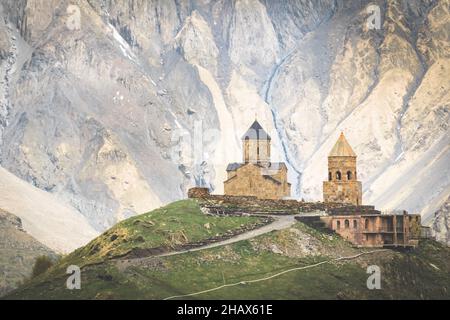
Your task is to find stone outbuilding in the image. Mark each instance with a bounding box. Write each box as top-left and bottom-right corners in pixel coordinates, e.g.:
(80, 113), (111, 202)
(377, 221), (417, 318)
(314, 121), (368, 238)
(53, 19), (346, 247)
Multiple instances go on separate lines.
(321, 207), (421, 248)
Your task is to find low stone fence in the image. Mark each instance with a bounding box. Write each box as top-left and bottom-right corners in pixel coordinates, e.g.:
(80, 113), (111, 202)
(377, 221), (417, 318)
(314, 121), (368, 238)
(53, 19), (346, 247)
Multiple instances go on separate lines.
(187, 187), (352, 214)
(187, 187), (210, 198)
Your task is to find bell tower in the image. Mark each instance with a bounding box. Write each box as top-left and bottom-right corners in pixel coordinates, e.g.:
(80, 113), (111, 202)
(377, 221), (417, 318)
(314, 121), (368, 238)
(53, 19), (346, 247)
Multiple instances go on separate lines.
(323, 132), (362, 205)
(242, 120), (271, 165)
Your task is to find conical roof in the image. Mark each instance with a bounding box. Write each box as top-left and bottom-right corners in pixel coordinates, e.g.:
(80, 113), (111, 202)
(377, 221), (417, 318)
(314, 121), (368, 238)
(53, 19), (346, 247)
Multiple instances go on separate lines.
(329, 132), (356, 157)
(242, 120), (271, 140)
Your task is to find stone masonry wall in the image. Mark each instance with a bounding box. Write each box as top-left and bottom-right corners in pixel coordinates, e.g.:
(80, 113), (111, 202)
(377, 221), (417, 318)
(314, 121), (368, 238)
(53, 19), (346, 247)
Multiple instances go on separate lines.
(224, 163), (289, 199)
(324, 155), (362, 205)
(323, 180), (362, 205)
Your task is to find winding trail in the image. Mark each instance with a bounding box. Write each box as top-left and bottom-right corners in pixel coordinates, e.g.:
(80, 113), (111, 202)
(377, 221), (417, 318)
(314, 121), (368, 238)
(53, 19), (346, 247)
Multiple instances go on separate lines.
(163, 249), (388, 300)
(114, 210), (330, 281)
(158, 213), (308, 258)
(118, 212), (324, 267)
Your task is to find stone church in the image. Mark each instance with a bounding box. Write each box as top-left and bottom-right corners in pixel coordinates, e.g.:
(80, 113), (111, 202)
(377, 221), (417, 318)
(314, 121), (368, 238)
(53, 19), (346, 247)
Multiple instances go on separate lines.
(224, 120), (291, 199)
(323, 132), (362, 205)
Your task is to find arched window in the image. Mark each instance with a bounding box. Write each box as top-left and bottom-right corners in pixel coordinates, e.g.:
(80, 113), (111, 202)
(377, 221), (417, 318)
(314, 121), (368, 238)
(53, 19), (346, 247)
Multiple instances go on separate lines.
(365, 219), (369, 230)
(336, 171), (341, 180)
(345, 219), (350, 228)
(336, 220), (341, 229)
(347, 171), (352, 180)
(328, 172), (332, 181)
(353, 220), (357, 229)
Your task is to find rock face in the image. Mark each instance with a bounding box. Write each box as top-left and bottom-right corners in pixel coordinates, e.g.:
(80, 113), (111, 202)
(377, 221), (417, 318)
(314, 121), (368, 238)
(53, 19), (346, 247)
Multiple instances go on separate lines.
(0, 1), (448, 242)
(0, 166), (98, 253)
(0, 208), (55, 296)
(430, 196), (450, 245)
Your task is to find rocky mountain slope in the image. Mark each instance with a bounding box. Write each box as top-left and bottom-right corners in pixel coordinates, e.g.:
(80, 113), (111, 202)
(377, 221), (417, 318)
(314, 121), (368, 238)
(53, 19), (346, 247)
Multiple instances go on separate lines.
(0, 1), (448, 243)
(0, 208), (55, 296)
(432, 195), (450, 244)
(0, 166), (97, 253)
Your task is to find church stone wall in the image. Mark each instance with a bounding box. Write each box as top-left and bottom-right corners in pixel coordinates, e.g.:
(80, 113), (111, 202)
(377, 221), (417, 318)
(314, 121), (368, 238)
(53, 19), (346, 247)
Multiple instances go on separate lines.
(323, 180), (362, 205)
(324, 154), (362, 206)
(328, 156), (357, 181)
(243, 140), (270, 163)
(224, 164), (289, 199)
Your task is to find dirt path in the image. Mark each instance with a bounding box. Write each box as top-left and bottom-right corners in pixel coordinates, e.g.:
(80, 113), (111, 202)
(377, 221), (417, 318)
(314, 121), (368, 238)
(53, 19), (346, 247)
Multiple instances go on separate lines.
(163, 249), (389, 300)
(116, 211), (325, 269)
(157, 214), (303, 257)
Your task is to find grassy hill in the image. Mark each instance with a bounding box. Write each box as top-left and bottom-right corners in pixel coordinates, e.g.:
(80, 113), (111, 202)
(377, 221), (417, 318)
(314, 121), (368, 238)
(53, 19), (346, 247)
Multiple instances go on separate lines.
(5, 199), (450, 300)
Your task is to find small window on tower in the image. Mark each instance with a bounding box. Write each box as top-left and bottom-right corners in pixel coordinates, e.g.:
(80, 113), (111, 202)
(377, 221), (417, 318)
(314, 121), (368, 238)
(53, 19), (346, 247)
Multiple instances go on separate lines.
(347, 171), (352, 180)
(328, 172), (332, 181)
(336, 171), (341, 180)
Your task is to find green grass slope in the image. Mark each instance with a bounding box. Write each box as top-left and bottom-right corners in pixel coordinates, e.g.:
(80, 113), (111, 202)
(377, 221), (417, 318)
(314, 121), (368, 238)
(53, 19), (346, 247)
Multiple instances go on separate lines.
(53, 200), (265, 268)
(5, 200), (450, 300)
